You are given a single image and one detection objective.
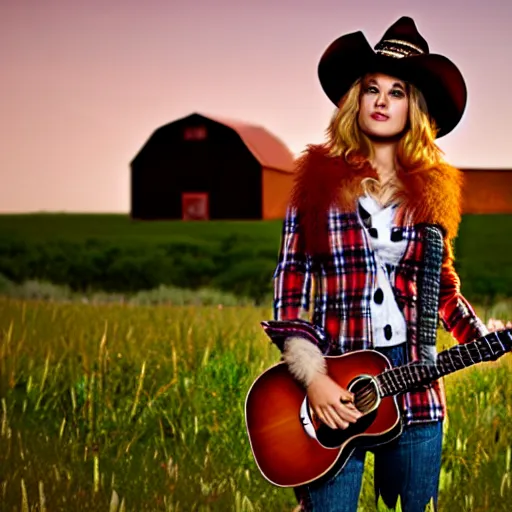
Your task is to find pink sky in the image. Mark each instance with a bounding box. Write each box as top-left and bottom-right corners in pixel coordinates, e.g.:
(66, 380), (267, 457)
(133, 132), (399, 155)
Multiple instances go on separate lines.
(1, 0), (511, 213)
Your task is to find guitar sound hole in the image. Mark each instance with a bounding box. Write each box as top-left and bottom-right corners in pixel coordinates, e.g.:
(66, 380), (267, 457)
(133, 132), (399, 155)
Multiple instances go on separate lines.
(349, 375), (380, 414)
(315, 376), (380, 448)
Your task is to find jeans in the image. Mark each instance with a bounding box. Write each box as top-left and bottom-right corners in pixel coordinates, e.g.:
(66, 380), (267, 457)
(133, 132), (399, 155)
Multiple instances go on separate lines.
(297, 344), (444, 512)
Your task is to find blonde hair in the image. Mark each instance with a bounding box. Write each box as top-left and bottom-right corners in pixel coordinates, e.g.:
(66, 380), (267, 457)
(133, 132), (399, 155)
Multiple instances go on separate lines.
(326, 76), (444, 205)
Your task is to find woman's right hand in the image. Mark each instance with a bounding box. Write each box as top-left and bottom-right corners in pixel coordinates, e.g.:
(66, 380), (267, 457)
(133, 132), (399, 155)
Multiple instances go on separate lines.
(307, 373), (363, 430)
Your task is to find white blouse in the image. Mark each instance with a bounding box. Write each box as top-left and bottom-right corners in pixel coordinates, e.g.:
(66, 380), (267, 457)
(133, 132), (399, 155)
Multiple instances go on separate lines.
(357, 194), (408, 347)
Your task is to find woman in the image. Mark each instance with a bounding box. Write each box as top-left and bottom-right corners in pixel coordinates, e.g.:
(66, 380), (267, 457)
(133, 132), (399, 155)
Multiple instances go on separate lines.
(261, 16), (488, 512)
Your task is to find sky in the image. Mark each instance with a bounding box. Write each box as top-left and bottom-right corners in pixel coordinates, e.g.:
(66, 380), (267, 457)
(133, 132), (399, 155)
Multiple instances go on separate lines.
(1, 0), (511, 213)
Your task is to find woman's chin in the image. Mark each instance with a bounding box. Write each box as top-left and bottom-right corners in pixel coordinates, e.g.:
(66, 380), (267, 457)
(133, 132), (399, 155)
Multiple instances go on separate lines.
(362, 129), (405, 144)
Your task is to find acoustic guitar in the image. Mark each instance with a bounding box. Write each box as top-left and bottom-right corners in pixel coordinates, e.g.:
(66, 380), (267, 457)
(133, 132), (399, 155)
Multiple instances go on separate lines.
(245, 328), (512, 488)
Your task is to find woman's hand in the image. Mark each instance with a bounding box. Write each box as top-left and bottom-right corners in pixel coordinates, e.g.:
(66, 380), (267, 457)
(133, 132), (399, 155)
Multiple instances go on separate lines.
(307, 373), (363, 429)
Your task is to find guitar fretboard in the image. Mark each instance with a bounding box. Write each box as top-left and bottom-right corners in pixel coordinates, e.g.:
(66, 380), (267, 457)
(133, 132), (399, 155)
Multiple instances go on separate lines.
(377, 329), (512, 397)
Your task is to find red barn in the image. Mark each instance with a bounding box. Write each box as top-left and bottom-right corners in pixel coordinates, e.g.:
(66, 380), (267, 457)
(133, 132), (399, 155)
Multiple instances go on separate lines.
(461, 169), (512, 214)
(130, 113), (295, 220)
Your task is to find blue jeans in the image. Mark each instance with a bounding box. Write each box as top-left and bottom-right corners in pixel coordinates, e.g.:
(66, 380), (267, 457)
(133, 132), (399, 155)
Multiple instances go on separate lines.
(297, 344), (443, 512)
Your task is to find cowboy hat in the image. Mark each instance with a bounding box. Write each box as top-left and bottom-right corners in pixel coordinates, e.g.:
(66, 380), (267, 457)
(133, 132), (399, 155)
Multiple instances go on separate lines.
(318, 16), (467, 138)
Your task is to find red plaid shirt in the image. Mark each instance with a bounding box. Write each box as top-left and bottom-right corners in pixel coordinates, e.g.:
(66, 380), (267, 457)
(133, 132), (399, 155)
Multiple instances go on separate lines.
(267, 205), (488, 425)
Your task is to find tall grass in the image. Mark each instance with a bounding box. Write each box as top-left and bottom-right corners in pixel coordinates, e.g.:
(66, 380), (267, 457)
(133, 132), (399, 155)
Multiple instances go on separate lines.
(0, 298), (511, 510)
(0, 299), (288, 511)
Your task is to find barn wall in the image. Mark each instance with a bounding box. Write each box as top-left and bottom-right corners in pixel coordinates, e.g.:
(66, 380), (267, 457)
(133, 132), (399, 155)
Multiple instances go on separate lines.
(262, 168), (294, 219)
(461, 170), (512, 214)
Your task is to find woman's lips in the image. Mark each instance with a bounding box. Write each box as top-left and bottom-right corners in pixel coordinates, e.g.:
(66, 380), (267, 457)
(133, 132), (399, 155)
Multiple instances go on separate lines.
(371, 113), (389, 121)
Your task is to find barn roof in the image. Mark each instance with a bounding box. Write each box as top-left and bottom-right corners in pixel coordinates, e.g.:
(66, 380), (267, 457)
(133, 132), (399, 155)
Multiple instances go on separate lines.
(183, 112), (295, 173)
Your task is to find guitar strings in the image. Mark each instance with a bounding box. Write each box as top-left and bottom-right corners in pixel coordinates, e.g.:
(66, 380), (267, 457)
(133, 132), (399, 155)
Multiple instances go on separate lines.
(346, 330), (512, 412)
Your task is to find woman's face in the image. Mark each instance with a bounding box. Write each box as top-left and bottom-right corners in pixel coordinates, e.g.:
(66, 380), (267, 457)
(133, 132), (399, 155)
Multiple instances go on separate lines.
(358, 73), (409, 140)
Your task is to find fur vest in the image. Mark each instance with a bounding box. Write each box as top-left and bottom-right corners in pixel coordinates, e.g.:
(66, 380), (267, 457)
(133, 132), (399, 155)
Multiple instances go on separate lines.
(290, 144), (464, 256)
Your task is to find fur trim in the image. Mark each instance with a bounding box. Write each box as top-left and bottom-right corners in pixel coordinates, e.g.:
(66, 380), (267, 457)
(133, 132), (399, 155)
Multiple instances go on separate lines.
(283, 336), (327, 387)
(290, 144), (463, 255)
(394, 161), (463, 240)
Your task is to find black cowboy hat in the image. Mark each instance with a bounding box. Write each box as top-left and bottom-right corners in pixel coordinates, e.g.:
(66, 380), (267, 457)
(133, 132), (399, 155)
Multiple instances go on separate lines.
(318, 16), (467, 138)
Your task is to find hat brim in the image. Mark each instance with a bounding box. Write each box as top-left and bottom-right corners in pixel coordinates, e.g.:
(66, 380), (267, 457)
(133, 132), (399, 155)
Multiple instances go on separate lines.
(318, 32), (467, 138)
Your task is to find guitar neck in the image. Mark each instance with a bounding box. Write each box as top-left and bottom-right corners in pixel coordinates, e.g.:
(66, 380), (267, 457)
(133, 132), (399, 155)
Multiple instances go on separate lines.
(377, 329), (512, 398)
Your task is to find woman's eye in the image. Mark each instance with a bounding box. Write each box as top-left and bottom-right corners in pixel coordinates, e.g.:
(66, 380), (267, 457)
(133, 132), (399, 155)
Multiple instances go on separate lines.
(391, 89), (405, 98)
(365, 86), (378, 94)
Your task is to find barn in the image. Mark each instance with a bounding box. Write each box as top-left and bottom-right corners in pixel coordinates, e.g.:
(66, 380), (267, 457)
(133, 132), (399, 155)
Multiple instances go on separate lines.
(461, 169), (512, 214)
(130, 113), (295, 220)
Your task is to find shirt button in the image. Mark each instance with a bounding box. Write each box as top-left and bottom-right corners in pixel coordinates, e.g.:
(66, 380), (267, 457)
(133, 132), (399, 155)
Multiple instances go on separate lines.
(391, 228), (404, 242)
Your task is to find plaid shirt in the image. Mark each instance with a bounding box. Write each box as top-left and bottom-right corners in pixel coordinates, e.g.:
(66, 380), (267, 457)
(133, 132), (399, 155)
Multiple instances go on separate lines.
(265, 205), (488, 425)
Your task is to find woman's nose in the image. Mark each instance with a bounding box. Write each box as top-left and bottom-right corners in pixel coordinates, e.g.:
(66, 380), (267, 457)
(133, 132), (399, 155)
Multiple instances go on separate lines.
(375, 93), (387, 108)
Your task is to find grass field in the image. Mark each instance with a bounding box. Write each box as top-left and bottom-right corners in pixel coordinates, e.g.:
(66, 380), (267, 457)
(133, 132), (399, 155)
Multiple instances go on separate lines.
(0, 214), (284, 301)
(0, 213), (511, 510)
(0, 213), (511, 303)
(0, 214), (283, 243)
(1, 298), (512, 511)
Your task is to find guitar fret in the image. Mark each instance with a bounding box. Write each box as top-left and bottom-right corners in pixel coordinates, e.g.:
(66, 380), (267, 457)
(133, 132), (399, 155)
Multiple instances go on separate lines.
(482, 340), (493, 358)
(480, 340), (493, 359)
(456, 346), (470, 367)
(467, 343), (482, 363)
(462, 348), (473, 366)
(426, 364), (438, 381)
(408, 364), (425, 387)
(454, 349), (465, 368)
(418, 365), (428, 381)
(465, 345), (478, 366)
(402, 367), (413, 387)
(482, 340), (494, 359)
(398, 368), (408, 389)
(395, 368), (407, 390)
(436, 331), (512, 377)
(386, 375), (397, 395)
(376, 329), (512, 398)
(436, 356), (447, 375)
(379, 371), (399, 395)
(387, 371), (400, 393)
(377, 374), (387, 395)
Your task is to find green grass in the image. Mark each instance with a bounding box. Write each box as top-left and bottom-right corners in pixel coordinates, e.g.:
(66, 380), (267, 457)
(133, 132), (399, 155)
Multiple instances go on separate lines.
(1, 298), (512, 511)
(455, 214), (512, 302)
(0, 214), (285, 301)
(0, 213), (511, 304)
(0, 213), (283, 244)
(0, 213), (510, 510)
(0, 299), (283, 511)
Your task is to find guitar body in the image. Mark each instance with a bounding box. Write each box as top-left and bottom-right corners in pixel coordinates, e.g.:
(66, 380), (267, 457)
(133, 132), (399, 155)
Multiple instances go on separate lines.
(245, 350), (402, 487)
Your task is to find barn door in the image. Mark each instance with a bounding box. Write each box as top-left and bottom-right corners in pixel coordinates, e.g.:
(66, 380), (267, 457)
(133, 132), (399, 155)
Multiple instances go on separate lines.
(182, 192), (209, 220)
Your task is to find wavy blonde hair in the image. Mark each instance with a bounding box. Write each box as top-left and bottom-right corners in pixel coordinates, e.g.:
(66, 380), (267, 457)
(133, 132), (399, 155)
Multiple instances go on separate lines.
(326, 76), (444, 205)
